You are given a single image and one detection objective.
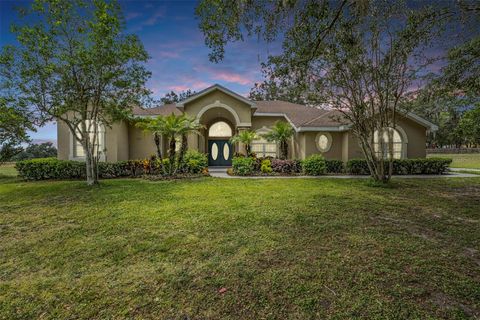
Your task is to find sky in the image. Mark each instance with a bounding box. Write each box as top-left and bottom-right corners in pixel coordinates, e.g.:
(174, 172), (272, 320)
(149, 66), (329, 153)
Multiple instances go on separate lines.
(0, 0), (281, 143)
(0, 0), (474, 144)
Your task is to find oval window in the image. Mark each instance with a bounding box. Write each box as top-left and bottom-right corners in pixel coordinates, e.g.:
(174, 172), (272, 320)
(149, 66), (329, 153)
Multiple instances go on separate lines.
(223, 143), (230, 160)
(211, 143), (218, 160)
(316, 132), (332, 152)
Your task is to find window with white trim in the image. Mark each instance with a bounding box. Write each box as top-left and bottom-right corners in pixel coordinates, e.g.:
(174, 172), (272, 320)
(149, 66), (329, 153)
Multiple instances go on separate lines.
(251, 128), (277, 157)
(373, 127), (403, 159)
(73, 120), (105, 158)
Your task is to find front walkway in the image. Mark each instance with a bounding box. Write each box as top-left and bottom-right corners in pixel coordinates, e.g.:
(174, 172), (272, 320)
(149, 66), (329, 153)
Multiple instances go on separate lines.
(208, 167), (479, 179)
(450, 167), (480, 173)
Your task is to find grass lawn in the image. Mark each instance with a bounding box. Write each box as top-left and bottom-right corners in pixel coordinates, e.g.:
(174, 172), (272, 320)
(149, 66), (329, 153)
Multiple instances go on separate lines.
(428, 153), (480, 169)
(1, 167), (479, 319)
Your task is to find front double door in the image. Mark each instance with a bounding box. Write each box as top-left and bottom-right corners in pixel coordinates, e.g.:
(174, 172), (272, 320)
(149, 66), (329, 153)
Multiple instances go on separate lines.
(208, 139), (233, 166)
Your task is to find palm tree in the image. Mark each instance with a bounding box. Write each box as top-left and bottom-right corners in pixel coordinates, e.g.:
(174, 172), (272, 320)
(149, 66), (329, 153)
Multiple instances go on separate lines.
(177, 115), (204, 172)
(230, 130), (258, 156)
(135, 116), (167, 174)
(262, 121), (294, 159)
(159, 113), (189, 175)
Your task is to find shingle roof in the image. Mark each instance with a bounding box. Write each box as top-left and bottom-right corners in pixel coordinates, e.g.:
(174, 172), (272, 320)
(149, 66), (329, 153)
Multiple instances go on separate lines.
(132, 104), (181, 116)
(132, 100), (346, 129)
(253, 100), (345, 128)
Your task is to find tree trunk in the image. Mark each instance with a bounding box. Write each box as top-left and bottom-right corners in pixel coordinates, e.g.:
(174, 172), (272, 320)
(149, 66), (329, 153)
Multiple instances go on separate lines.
(168, 135), (176, 175)
(246, 144), (251, 157)
(154, 133), (165, 174)
(177, 133), (188, 173)
(358, 135), (389, 183)
(84, 143), (99, 186)
(280, 140), (288, 159)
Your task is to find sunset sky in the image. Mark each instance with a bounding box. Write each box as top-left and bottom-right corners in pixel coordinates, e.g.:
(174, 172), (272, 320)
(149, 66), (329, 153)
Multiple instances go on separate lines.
(0, 0), (280, 143)
(0, 0), (468, 144)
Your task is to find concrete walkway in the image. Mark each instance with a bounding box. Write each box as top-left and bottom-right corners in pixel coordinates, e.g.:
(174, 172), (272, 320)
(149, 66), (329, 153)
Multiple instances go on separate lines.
(450, 167), (480, 173)
(208, 167), (479, 179)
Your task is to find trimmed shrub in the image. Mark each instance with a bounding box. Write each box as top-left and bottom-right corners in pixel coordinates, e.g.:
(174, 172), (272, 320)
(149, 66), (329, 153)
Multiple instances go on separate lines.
(16, 157), (159, 180)
(16, 155), (212, 180)
(346, 159), (370, 175)
(271, 159), (302, 174)
(232, 157), (255, 176)
(346, 158), (452, 175)
(15, 158), (85, 180)
(183, 150), (208, 174)
(302, 154), (327, 175)
(260, 159), (273, 174)
(98, 161), (132, 178)
(325, 159), (344, 174)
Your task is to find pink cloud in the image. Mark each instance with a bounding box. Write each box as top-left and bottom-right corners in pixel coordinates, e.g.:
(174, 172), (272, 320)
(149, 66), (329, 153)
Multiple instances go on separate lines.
(190, 80), (210, 90)
(214, 71), (251, 85)
(193, 65), (255, 86)
(167, 85), (190, 92)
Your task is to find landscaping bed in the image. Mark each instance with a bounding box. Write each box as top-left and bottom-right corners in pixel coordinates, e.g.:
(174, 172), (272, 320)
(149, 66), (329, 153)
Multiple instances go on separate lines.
(231, 155), (452, 177)
(14, 150), (209, 181)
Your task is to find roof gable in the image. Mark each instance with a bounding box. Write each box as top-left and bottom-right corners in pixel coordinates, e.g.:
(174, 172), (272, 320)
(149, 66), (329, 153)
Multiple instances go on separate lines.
(176, 84), (255, 109)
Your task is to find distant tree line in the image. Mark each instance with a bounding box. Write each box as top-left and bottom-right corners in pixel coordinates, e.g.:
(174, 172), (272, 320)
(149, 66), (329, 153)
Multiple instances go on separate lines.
(1, 142), (57, 163)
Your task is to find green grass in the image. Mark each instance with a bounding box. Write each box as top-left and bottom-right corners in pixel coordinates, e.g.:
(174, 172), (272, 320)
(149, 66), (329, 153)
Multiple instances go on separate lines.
(1, 171), (479, 319)
(0, 163), (17, 179)
(428, 153), (480, 169)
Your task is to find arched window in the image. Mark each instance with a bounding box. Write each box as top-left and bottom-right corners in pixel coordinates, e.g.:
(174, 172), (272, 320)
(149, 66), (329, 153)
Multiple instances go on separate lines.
(208, 121), (232, 137)
(251, 128), (277, 157)
(373, 127), (405, 159)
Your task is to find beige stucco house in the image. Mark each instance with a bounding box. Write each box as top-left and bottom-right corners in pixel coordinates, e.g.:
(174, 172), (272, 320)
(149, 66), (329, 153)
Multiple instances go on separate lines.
(57, 84), (437, 166)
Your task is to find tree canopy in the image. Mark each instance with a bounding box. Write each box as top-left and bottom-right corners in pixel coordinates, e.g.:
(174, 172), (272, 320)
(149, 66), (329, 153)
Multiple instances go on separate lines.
(160, 90), (196, 104)
(196, 0), (448, 182)
(1, 0), (152, 184)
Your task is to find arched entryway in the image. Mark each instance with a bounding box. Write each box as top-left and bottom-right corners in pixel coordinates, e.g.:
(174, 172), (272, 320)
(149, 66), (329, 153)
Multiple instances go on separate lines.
(207, 120), (234, 166)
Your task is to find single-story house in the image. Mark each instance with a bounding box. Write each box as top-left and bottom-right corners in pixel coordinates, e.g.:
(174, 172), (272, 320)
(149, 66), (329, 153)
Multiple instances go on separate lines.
(57, 84), (438, 166)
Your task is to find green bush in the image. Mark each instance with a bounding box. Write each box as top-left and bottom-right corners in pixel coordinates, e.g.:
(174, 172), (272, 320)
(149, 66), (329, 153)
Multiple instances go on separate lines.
(302, 154), (327, 175)
(232, 157), (255, 176)
(346, 158), (452, 175)
(15, 158), (84, 180)
(98, 161), (132, 178)
(346, 159), (370, 175)
(325, 159), (344, 174)
(260, 159), (273, 174)
(183, 150), (208, 174)
(17, 158), (140, 180)
(16, 155), (211, 180)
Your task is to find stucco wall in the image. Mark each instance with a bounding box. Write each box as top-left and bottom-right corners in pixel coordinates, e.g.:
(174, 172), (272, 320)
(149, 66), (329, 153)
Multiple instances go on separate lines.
(57, 120), (70, 160)
(57, 119), (129, 162)
(183, 90), (252, 126)
(251, 116), (285, 130)
(301, 131), (344, 160)
(397, 115), (427, 158)
(341, 114), (427, 160)
(128, 125), (157, 160)
(346, 132), (365, 160)
(104, 121), (129, 162)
